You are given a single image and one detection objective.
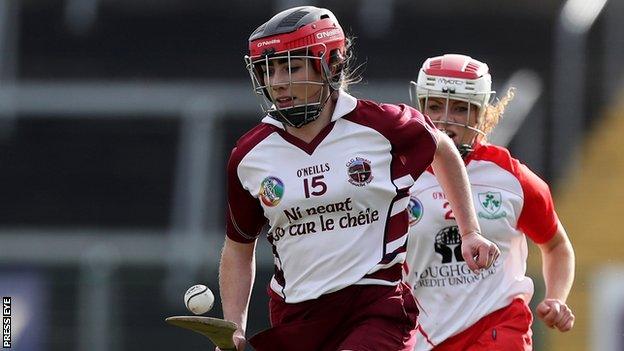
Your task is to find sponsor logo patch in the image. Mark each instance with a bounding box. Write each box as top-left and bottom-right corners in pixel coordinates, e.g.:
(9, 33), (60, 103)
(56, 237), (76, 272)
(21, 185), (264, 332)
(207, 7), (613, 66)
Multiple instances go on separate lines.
(434, 226), (464, 263)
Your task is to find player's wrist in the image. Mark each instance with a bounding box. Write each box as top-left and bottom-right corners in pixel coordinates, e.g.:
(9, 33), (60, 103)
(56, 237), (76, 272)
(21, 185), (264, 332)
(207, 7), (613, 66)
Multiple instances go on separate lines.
(460, 229), (481, 238)
(543, 296), (566, 304)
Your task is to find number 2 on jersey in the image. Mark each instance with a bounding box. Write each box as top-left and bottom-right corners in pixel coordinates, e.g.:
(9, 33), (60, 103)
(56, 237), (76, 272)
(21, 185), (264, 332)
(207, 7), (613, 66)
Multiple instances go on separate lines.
(303, 175), (327, 198)
(443, 201), (455, 220)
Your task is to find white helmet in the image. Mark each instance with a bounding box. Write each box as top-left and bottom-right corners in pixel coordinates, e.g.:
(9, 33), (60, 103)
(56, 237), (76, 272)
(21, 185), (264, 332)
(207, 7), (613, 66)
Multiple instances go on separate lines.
(409, 54), (494, 155)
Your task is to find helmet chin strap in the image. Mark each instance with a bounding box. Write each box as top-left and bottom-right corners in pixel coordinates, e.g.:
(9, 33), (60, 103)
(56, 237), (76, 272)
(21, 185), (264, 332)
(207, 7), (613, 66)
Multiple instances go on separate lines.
(457, 118), (474, 158)
(456, 133), (484, 158)
(457, 143), (474, 158)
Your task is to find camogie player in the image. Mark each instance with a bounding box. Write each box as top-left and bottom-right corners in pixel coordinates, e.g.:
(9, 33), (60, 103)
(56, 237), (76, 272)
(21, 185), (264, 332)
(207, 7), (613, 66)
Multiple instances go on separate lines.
(218, 7), (499, 351)
(405, 54), (575, 350)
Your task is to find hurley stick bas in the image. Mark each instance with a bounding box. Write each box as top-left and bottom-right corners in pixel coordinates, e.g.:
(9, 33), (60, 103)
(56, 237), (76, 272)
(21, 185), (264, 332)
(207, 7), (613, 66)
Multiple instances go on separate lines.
(166, 316), (238, 351)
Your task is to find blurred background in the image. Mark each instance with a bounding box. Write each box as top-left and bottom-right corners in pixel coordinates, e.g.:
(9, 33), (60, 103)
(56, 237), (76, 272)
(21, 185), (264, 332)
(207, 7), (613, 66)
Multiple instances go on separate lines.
(0, 0), (622, 350)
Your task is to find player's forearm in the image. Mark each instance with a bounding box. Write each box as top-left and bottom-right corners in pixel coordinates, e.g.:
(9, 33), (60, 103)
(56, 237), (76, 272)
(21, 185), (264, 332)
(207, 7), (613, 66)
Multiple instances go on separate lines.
(431, 132), (480, 237)
(541, 224), (575, 302)
(218, 237), (257, 334)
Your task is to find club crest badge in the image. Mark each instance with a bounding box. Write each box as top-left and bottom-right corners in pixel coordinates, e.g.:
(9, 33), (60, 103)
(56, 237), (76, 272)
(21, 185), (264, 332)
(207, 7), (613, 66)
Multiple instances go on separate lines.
(408, 197), (424, 225)
(259, 176), (284, 207)
(346, 157), (373, 186)
(477, 191), (506, 219)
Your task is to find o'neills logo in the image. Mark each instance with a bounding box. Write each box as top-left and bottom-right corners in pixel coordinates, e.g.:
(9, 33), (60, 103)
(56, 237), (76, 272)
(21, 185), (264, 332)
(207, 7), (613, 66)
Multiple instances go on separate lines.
(316, 29), (341, 39)
(257, 39), (281, 48)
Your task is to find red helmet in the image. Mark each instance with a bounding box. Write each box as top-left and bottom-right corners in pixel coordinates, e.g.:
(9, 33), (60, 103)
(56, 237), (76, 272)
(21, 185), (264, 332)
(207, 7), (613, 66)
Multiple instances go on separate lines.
(409, 54), (494, 156)
(244, 6), (346, 128)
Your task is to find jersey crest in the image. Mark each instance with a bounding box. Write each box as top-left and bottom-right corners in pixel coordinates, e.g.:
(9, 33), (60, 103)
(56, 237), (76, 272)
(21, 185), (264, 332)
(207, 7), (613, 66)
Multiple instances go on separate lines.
(346, 157), (373, 186)
(259, 176), (285, 207)
(477, 191), (507, 219)
(408, 196), (424, 225)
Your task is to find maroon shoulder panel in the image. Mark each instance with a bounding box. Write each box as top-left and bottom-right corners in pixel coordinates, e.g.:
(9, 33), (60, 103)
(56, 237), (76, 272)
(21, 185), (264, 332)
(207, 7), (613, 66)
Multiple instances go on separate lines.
(344, 100), (438, 188)
(225, 123), (279, 243)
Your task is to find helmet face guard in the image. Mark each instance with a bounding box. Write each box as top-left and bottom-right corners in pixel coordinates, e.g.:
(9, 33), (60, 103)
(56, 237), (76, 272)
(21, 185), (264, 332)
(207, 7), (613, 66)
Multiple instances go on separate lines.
(245, 44), (336, 128)
(245, 6), (346, 128)
(409, 54), (494, 156)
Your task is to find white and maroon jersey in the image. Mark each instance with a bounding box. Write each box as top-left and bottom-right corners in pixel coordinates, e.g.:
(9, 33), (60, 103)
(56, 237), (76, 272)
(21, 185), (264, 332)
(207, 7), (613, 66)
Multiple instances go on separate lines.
(226, 90), (438, 303)
(405, 142), (559, 351)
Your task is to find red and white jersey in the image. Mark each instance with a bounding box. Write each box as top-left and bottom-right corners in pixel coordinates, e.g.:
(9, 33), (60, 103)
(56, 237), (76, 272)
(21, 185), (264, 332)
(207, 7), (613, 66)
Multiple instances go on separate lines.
(226, 90), (438, 303)
(405, 142), (559, 351)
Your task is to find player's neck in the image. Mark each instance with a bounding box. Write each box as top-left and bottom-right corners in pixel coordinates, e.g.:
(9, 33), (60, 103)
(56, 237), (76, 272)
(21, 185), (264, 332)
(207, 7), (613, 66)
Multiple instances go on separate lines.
(285, 92), (336, 143)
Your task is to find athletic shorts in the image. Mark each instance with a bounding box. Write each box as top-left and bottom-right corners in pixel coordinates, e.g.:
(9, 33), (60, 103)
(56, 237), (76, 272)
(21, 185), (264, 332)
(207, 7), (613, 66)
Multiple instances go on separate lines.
(433, 298), (533, 351)
(248, 282), (419, 351)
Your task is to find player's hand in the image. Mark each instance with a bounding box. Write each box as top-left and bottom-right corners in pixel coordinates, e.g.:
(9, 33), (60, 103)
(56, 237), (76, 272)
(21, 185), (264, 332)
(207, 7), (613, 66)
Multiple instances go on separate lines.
(460, 231), (500, 273)
(215, 329), (246, 351)
(536, 299), (575, 332)
(233, 329), (246, 351)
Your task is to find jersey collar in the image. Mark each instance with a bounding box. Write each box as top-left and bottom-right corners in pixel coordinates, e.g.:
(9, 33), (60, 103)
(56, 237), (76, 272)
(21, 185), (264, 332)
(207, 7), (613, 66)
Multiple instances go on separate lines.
(261, 90), (357, 129)
(464, 141), (487, 165)
(330, 89), (358, 122)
